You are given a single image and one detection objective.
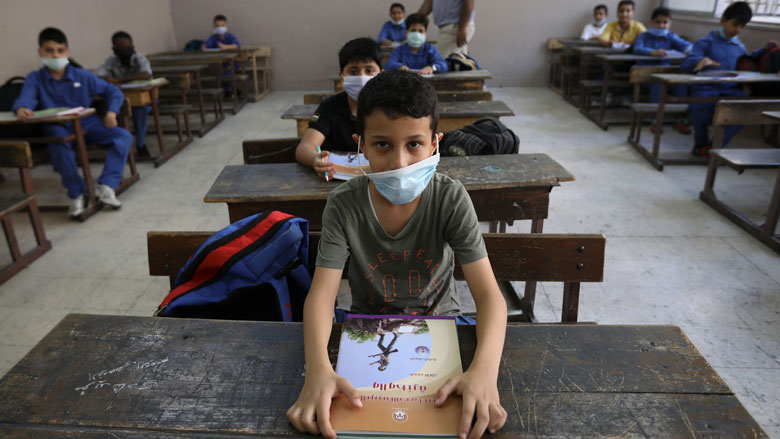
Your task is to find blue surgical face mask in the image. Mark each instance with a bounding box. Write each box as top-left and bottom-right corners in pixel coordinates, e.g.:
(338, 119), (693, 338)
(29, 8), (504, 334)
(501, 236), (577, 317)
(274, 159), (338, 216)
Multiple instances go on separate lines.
(407, 31), (426, 49)
(358, 136), (440, 205)
(648, 27), (669, 37)
(214, 26), (228, 35)
(42, 56), (69, 71)
(594, 18), (607, 26)
(719, 26), (737, 42)
(392, 19), (405, 26)
(342, 75), (372, 101)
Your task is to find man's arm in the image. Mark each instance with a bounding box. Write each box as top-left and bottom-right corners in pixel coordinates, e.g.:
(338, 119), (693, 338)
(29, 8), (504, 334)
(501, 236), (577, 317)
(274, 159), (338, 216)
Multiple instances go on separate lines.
(418, 0), (433, 16)
(456, 0), (475, 48)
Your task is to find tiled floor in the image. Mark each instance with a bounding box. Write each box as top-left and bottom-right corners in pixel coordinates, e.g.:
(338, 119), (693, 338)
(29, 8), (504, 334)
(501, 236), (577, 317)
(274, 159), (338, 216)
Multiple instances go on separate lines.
(0, 87), (778, 436)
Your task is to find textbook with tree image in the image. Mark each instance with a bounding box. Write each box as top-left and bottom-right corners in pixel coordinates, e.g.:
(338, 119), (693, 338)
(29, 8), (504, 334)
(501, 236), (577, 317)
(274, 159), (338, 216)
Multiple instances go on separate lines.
(328, 152), (372, 180)
(29, 106), (89, 120)
(331, 314), (462, 438)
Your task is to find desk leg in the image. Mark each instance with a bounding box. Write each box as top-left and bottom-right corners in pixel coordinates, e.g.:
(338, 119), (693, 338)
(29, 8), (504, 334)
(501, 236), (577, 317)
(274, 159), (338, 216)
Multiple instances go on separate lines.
(73, 119), (97, 220)
(151, 89), (166, 157)
(521, 217), (544, 322)
(195, 70), (206, 127)
(650, 84), (667, 171)
(252, 54), (260, 101)
(227, 62), (239, 114)
(597, 63), (611, 130)
(761, 170), (780, 238)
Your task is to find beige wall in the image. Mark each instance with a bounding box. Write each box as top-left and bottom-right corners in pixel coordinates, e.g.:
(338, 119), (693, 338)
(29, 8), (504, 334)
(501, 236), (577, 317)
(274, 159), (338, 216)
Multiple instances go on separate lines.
(169, 0), (656, 90)
(0, 0), (177, 81)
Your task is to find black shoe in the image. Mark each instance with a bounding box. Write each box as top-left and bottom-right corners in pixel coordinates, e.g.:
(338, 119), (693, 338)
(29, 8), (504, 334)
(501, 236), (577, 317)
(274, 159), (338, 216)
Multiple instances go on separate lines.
(691, 145), (702, 157)
(136, 145), (151, 158)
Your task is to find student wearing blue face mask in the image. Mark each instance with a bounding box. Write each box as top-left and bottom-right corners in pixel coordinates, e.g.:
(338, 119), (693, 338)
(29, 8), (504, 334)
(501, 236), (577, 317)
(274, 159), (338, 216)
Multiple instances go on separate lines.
(201, 14), (240, 51)
(681, 1), (777, 157)
(384, 13), (448, 75)
(581, 4), (608, 40)
(634, 7), (693, 133)
(379, 3), (407, 47)
(287, 69), (508, 439)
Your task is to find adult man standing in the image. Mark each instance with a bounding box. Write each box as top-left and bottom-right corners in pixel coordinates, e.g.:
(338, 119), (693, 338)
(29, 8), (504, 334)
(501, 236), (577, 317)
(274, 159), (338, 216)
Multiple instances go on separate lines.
(418, 0), (475, 58)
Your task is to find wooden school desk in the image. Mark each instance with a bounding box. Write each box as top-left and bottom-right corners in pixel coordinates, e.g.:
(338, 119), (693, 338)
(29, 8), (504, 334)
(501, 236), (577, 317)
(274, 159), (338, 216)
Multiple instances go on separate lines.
(0, 109), (139, 221)
(638, 72), (780, 170)
(148, 52), (242, 114)
(582, 53), (685, 130)
(234, 46), (272, 101)
(564, 46), (625, 106)
(329, 69), (492, 92)
(548, 38), (598, 95)
(282, 100), (514, 136)
(0, 314), (767, 438)
(151, 64), (220, 136)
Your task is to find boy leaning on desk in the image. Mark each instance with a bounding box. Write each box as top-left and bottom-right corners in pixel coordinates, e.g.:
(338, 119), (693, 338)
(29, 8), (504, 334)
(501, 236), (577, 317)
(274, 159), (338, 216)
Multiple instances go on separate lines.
(286, 69), (508, 439)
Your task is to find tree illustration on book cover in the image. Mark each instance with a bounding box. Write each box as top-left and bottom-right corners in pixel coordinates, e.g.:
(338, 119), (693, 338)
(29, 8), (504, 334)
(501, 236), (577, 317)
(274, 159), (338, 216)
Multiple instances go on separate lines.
(331, 314), (462, 438)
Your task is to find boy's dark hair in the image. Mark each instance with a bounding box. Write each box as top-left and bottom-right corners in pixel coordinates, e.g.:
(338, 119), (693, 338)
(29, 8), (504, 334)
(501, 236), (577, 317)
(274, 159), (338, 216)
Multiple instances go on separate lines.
(111, 31), (133, 45)
(390, 3), (405, 13)
(213, 14), (227, 23)
(595, 4), (608, 13)
(356, 69), (438, 138)
(722, 1), (752, 25)
(617, 0), (634, 11)
(405, 13), (429, 30)
(338, 37), (382, 71)
(651, 7), (671, 20)
(38, 27), (67, 47)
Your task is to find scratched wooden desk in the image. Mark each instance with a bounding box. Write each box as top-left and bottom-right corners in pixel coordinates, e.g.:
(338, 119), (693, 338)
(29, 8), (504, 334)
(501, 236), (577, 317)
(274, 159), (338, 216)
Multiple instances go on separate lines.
(638, 72), (780, 171)
(282, 100), (514, 136)
(564, 46), (625, 106)
(0, 314), (767, 438)
(151, 64), (220, 136)
(329, 69), (491, 92)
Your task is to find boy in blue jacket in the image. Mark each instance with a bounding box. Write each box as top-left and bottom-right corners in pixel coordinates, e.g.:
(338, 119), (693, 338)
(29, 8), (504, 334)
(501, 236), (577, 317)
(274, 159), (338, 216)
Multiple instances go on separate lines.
(634, 7), (693, 133)
(13, 27), (132, 218)
(681, 1), (775, 156)
(378, 3), (406, 47)
(385, 13), (447, 75)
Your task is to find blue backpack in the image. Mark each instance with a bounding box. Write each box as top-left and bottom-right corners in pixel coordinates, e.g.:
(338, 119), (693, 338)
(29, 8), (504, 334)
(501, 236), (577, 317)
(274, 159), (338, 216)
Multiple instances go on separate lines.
(156, 211), (311, 322)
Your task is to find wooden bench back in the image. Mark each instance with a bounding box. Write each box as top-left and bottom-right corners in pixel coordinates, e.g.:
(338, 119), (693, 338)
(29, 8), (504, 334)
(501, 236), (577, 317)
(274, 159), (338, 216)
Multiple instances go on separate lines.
(304, 90), (494, 105)
(712, 99), (780, 147)
(0, 141), (33, 168)
(242, 137), (300, 164)
(148, 231), (606, 322)
(629, 65), (681, 84)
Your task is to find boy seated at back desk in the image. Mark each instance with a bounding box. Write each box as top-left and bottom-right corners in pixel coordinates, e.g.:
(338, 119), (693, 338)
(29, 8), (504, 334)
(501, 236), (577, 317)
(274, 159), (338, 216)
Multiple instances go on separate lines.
(680, 1), (778, 157)
(201, 14), (240, 51)
(295, 38), (383, 180)
(13, 27), (132, 218)
(95, 31), (154, 158)
(385, 13), (448, 75)
(598, 0), (646, 48)
(581, 4), (609, 40)
(379, 2), (407, 47)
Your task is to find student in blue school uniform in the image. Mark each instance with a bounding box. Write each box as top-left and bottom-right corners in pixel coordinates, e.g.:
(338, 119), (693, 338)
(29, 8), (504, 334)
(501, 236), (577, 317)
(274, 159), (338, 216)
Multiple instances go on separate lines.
(384, 13), (448, 75)
(13, 27), (132, 219)
(96, 31), (154, 158)
(201, 14), (240, 51)
(633, 7), (693, 133)
(295, 38), (383, 179)
(378, 3), (407, 47)
(681, 1), (777, 157)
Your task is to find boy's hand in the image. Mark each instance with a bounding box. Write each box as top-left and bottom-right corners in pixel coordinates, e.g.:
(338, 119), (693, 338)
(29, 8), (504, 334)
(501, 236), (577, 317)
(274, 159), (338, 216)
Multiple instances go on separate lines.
(103, 111), (118, 128)
(380, 40), (392, 46)
(650, 49), (667, 57)
(419, 66), (434, 75)
(313, 150), (335, 181)
(399, 65), (411, 72)
(217, 42), (226, 49)
(436, 370), (507, 439)
(287, 368), (363, 439)
(693, 57), (720, 72)
(16, 107), (33, 122)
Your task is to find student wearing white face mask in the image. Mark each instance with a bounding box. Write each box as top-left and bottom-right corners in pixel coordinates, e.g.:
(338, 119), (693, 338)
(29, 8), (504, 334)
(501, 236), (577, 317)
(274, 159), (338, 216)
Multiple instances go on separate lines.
(201, 14), (240, 51)
(295, 38), (383, 180)
(385, 14), (448, 75)
(581, 4), (609, 40)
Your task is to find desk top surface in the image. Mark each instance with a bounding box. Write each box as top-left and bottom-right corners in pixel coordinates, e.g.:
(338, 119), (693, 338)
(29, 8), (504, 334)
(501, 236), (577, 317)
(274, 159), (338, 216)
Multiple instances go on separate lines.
(328, 69), (492, 82)
(0, 108), (96, 125)
(282, 100), (514, 119)
(0, 314), (766, 438)
(148, 53), (238, 63)
(118, 78), (170, 92)
(204, 154), (574, 203)
(653, 72), (780, 84)
(597, 53), (686, 62)
(572, 46), (626, 55)
(151, 64), (210, 74)
(763, 110), (780, 121)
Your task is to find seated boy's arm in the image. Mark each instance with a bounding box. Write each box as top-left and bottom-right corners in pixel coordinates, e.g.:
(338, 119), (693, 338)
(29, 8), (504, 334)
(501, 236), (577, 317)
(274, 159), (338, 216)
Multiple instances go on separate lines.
(632, 33), (653, 55)
(598, 26), (612, 47)
(287, 266), (362, 439)
(296, 128), (335, 181)
(436, 257), (507, 439)
(12, 73), (40, 119)
(429, 46), (449, 72)
(384, 48), (404, 70)
(681, 39), (708, 72)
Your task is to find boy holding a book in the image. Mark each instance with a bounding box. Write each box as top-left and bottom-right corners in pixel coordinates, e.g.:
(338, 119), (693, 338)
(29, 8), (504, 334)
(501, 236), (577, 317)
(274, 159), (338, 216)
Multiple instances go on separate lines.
(286, 69), (507, 439)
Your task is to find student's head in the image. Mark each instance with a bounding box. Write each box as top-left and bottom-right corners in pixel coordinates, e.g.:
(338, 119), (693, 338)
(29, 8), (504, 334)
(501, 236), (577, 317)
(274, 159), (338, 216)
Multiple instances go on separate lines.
(378, 365), (387, 371)
(390, 3), (405, 23)
(338, 37), (382, 76)
(594, 4), (608, 23)
(651, 7), (672, 30)
(354, 70), (440, 174)
(111, 31), (135, 61)
(38, 27), (70, 70)
(405, 13), (428, 49)
(213, 14), (228, 33)
(721, 1), (752, 38)
(617, 0), (635, 25)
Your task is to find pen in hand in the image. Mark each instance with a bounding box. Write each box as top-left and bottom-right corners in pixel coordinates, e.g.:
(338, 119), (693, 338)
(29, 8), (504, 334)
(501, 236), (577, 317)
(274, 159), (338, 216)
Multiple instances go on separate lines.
(316, 145), (329, 181)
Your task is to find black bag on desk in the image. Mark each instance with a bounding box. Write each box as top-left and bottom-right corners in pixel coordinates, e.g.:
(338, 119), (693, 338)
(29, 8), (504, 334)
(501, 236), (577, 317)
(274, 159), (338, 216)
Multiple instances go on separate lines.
(0, 76), (44, 139)
(440, 116), (519, 156)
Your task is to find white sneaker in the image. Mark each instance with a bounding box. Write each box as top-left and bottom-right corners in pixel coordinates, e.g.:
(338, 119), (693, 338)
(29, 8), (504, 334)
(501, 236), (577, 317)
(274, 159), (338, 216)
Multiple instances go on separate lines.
(96, 184), (121, 208)
(68, 194), (86, 218)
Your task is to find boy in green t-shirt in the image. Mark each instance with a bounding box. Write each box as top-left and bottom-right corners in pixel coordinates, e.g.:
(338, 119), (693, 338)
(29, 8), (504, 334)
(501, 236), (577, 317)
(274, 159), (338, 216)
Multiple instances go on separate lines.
(286, 69), (508, 439)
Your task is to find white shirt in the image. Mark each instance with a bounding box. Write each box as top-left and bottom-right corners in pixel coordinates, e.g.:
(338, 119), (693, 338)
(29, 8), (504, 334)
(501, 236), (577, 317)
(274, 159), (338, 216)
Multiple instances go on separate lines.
(580, 23), (607, 40)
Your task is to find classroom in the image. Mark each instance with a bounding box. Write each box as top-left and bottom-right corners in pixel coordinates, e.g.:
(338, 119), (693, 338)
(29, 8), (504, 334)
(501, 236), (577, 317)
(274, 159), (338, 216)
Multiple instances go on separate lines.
(0, 0), (778, 437)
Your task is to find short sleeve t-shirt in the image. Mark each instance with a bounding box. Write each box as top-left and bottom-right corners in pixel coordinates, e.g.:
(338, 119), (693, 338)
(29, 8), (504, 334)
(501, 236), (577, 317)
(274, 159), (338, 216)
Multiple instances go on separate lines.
(308, 92), (358, 153)
(316, 173), (487, 316)
(94, 53), (153, 79)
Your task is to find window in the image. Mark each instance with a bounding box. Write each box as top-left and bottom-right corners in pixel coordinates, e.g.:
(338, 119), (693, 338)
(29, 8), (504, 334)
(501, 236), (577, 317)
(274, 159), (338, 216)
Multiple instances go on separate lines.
(666, 0), (780, 18)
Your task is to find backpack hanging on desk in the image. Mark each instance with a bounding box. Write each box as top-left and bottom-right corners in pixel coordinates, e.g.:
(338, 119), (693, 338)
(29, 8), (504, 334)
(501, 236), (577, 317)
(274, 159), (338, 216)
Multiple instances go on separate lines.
(0, 76), (44, 140)
(156, 211), (312, 322)
(737, 43), (780, 96)
(440, 116), (519, 156)
(184, 39), (204, 51)
(445, 52), (482, 71)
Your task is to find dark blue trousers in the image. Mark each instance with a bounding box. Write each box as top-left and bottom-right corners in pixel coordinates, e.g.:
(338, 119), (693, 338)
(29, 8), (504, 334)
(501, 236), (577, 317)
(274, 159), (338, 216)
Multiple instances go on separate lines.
(131, 105), (151, 149)
(689, 86), (745, 147)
